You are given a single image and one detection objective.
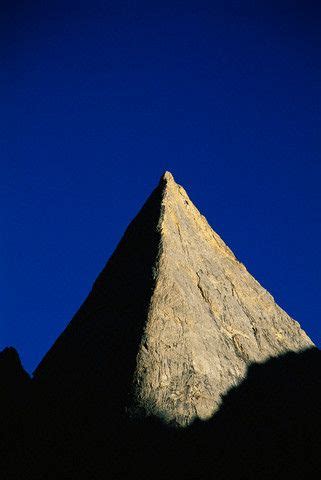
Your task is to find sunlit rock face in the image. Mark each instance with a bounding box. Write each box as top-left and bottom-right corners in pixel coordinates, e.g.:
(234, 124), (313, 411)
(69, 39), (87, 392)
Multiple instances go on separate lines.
(131, 172), (313, 425)
(34, 172), (313, 427)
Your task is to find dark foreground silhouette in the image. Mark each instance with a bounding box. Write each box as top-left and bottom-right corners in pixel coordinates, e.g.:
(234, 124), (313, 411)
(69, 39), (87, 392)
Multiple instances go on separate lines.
(1, 346), (321, 480)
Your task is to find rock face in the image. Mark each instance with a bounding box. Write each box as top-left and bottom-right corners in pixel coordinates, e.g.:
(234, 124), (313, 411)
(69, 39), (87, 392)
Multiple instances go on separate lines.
(34, 172), (313, 427)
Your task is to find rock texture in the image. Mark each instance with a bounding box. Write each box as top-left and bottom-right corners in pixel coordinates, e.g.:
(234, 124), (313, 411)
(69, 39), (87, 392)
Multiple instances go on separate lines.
(34, 172), (313, 427)
(131, 172), (313, 425)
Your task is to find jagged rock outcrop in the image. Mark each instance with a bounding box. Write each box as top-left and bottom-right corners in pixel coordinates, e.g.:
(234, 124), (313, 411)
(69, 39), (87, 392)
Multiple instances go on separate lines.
(0, 348), (32, 476)
(34, 171), (313, 427)
(0, 347), (31, 421)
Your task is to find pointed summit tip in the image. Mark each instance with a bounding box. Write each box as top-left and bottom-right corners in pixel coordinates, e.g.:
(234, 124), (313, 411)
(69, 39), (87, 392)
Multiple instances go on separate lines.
(162, 170), (175, 183)
(159, 171), (177, 193)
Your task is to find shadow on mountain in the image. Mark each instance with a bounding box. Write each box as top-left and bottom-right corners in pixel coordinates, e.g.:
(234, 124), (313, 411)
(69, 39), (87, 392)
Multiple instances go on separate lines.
(27, 177), (165, 477)
(3, 346), (316, 479)
(117, 346), (321, 480)
(33, 175), (164, 404)
(189, 346), (321, 479)
(12, 178), (164, 479)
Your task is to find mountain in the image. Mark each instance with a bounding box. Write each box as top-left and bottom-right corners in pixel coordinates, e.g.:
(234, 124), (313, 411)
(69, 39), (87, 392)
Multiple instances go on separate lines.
(2, 172), (320, 480)
(34, 171), (312, 427)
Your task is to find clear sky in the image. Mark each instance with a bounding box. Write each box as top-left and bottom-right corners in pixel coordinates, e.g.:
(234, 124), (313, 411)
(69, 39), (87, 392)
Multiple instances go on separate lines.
(2, 1), (321, 373)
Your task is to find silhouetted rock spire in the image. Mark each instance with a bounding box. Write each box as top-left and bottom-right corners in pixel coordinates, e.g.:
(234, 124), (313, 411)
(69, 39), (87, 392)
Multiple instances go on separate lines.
(0, 347), (31, 477)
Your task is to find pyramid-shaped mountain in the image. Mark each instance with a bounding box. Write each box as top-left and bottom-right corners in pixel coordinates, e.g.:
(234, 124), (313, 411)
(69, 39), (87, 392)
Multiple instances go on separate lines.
(34, 171), (313, 427)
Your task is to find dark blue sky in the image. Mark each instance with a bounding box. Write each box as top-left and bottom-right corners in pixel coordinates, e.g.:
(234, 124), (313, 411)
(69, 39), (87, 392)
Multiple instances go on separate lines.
(2, 1), (321, 373)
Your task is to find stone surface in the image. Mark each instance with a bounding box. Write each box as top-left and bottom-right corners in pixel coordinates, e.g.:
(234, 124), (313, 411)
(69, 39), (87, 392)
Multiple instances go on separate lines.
(34, 171), (313, 427)
(131, 172), (313, 425)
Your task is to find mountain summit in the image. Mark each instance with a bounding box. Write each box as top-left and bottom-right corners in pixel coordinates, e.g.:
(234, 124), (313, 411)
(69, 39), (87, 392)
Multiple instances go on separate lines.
(34, 171), (313, 427)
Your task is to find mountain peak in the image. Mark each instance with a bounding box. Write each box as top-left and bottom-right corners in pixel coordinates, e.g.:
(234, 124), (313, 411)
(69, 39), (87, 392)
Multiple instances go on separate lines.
(34, 174), (313, 427)
(162, 170), (175, 182)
